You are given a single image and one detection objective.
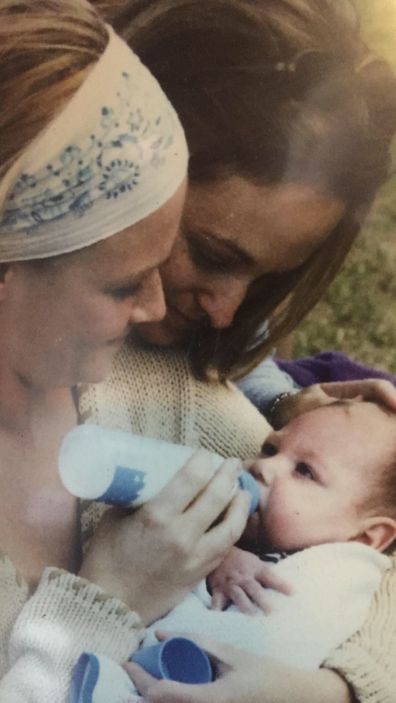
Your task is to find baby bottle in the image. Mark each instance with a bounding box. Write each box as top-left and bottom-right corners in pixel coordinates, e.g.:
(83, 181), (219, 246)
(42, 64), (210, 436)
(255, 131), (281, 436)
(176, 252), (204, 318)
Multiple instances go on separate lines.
(59, 424), (259, 514)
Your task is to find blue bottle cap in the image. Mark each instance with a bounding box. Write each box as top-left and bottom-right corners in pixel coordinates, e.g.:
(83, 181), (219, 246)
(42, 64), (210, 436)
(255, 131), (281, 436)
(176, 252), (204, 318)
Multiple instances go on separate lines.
(238, 471), (260, 514)
(130, 637), (213, 684)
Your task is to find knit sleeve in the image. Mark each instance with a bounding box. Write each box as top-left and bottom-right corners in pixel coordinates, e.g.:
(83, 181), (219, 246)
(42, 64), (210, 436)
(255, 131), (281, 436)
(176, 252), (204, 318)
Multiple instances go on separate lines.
(0, 567), (144, 703)
(323, 554), (396, 703)
(78, 343), (271, 460)
(191, 375), (271, 459)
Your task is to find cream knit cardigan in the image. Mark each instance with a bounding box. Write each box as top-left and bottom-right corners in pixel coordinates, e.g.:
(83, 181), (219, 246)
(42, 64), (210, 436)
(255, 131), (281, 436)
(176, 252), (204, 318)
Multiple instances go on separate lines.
(0, 344), (394, 702)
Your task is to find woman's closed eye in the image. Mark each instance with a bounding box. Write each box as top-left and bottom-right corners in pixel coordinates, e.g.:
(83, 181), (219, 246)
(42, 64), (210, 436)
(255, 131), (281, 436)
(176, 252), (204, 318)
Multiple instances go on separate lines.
(105, 277), (144, 300)
(188, 238), (236, 273)
(112, 284), (142, 300)
(295, 462), (315, 481)
(186, 229), (252, 275)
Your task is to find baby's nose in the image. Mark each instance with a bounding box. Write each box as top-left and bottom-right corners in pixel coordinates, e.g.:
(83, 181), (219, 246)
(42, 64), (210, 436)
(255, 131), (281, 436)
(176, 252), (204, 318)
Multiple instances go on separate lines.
(250, 458), (277, 486)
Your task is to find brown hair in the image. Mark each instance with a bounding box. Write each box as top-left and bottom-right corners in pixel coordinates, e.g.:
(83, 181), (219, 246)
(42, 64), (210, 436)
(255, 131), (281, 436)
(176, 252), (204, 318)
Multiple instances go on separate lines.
(97, 0), (396, 380)
(0, 0), (108, 181)
(362, 404), (396, 526)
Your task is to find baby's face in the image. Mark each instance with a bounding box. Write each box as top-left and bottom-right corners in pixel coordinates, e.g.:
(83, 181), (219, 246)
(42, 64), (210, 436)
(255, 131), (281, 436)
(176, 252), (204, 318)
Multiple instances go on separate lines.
(245, 402), (396, 552)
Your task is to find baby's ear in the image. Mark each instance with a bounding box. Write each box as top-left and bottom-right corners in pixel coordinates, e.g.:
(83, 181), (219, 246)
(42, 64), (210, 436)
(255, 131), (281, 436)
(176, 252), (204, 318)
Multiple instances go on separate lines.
(353, 516), (396, 553)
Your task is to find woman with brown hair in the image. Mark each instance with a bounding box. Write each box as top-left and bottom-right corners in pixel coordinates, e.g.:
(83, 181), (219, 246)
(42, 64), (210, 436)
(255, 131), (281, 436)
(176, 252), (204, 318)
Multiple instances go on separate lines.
(99, 0), (396, 381)
(86, 1), (396, 702)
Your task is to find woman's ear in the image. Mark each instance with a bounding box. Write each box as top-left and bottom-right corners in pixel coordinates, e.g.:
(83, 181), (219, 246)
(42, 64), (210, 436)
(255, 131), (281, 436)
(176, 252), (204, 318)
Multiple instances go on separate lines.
(0, 264), (13, 300)
(353, 516), (396, 553)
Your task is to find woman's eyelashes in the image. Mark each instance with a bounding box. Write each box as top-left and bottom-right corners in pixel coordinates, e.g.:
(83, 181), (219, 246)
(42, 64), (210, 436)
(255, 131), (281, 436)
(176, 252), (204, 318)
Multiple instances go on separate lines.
(188, 239), (233, 273)
(186, 231), (247, 274)
(105, 278), (144, 300)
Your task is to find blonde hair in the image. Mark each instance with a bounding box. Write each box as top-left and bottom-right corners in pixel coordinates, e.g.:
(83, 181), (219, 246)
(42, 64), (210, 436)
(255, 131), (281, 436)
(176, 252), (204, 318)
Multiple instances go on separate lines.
(0, 0), (108, 180)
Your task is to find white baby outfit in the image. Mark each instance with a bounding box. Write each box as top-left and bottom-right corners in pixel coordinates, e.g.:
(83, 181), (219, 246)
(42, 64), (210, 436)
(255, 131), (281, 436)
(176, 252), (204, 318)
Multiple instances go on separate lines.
(80, 541), (390, 702)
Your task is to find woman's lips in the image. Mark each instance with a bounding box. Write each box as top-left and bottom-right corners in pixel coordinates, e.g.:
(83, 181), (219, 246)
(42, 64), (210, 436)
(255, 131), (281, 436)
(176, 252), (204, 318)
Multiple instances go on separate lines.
(133, 303), (205, 346)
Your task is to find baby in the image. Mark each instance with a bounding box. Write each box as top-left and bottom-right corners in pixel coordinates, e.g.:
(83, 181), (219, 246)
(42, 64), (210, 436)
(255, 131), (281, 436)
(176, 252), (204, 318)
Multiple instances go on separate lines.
(71, 400), (396, 702)
(210, 398), (396, 611)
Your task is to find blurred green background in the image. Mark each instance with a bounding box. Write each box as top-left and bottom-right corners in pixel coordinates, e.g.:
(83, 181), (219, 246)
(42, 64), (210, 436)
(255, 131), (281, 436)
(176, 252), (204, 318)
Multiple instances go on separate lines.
(293, 1), (396, 374)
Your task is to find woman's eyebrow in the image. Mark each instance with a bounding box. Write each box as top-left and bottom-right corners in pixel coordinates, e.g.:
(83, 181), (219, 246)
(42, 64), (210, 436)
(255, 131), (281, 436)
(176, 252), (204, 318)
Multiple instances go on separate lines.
(189, 227), (255, 267)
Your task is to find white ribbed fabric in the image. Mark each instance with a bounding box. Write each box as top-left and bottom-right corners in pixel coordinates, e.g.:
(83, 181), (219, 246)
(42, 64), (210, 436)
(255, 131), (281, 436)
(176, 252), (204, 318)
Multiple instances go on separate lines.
(0, 565), (143, 702)
(0, 26), (188, 261)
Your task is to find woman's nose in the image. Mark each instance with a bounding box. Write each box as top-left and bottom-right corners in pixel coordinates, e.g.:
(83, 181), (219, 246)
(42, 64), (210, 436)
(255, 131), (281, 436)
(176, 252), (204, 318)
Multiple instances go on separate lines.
(197, 279), (248, 329)
(128, 269), (167, 324)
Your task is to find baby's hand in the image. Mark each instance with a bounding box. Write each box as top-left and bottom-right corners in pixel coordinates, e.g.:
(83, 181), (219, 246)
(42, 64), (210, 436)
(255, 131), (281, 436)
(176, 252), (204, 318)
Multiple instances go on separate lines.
(207, 547), (292, 615)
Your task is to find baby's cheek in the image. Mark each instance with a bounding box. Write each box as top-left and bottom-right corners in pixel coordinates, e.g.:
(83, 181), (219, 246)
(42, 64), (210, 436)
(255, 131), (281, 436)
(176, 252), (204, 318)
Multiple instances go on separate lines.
(264, 496), (306, 549)
(266, 506), (295, 548)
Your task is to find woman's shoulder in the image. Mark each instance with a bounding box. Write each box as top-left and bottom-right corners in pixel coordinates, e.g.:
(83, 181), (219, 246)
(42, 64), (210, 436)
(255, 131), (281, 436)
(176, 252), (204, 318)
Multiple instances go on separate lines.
(78, 343), (271, 459)
(192, 374), (271, 459)
(78, 343), (197, 440)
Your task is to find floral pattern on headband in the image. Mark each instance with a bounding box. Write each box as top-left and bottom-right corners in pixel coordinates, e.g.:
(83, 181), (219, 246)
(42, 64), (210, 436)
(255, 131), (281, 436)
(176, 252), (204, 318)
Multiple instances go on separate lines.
(1, 72), (173, 234)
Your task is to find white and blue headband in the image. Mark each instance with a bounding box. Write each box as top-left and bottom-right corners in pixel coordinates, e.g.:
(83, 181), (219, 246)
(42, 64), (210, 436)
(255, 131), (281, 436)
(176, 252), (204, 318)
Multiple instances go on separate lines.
(0, 26), (188, 262)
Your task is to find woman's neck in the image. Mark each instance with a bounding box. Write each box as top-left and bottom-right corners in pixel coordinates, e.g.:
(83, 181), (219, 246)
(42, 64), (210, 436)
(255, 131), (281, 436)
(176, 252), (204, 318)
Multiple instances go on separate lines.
(0, 355), (77, 433)
(0, 364), (80, 587)
(0, 367), (35, 431)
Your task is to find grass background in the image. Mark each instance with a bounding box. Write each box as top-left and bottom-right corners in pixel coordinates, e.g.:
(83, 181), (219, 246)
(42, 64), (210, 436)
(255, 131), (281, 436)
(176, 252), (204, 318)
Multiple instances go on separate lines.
(292, 1), (396, 374)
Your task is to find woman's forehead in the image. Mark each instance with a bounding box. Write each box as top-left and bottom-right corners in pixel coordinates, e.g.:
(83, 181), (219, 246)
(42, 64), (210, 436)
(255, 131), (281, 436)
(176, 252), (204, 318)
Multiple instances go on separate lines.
(184, 176), (345, 273)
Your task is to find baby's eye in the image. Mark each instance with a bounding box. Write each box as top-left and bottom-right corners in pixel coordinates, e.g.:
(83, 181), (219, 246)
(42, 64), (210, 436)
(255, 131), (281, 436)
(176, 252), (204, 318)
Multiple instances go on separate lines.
(261, 442), (278, 457)
(295, 462), (315, 480)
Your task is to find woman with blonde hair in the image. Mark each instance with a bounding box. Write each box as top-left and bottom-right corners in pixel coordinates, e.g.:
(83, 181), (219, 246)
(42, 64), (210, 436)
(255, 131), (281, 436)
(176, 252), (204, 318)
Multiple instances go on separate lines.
(0, 1), (253, 700)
